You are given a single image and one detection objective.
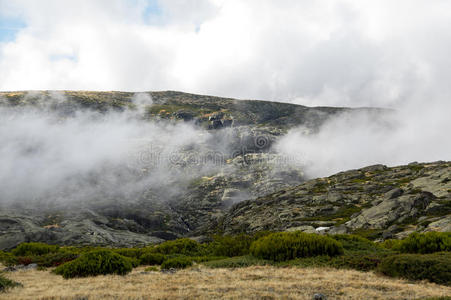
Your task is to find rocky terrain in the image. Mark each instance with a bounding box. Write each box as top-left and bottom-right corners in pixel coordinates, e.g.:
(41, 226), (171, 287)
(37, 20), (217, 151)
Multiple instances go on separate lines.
(219, 161), (451, 239)
(0, 90), (448, 248)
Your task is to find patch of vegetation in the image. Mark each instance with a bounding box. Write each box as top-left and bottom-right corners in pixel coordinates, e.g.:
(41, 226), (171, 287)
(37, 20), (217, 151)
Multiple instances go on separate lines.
(330, 234), (378, 251)
(300, 205), (362, 225)
(0, 274), (22, 292)
(154, 238), (202, 256)
(394, 232), (451, 254)
(250, 231), (343, 261)
(12, 242), (60, 256)
(203, 255), (269, 268)
(0, 251), (18, 267)
(311, 181), (329, 193)
(283, 252), (391, 272)
(408, 164), (425, 172)
(352, 228), (384, 240)
(207, 232), (271, 257)
(53, 250), (133, 279)
(378, 252), (451, 285)
(113, 248), (146, 259)
(379, 239), (402, 250)
(144, 266), (159, 272)
(139, 252), (166, 265)
(161, 257), (193, 270)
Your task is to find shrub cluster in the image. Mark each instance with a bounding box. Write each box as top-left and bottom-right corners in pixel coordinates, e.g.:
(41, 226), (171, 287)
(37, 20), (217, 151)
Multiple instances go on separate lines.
(161, 257), (193, 270)
(378, 252), (451, 285)
(208, 232), (271, 257)
(12, 242), (59, 256)
(394, 232), (451, 254)
(330, 234), (377, 251)
(139, 252), (166, 265)
(250, 231), (344, 261)
(154, 238), (201, 256)
(53, 250), (133, 279)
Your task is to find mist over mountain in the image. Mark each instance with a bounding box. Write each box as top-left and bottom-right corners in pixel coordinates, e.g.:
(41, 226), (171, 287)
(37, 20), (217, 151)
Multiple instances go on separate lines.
(0, 90), (449, 248)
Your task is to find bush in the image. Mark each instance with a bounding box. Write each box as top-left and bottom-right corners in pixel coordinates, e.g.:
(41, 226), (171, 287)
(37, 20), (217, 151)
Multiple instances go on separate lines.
(113, 248), (146, 259)
(250, 231), (343, 261)
(379, 239), (402, 250)
(53, 250), (133, 279)
(12, 242), (59, 256)
(207, 232), (271, 257)
(0, 251), (17, 267)
(378, 252), (451, 285)
(208, 234), (254, 257)
(395, 232), (451, 254)
(155, 238), (201, 256)
(330, 234), (377, 251)
(161, 257), (193, 270)
(139, 252), (166, 265)
(0, 274), (21, 292)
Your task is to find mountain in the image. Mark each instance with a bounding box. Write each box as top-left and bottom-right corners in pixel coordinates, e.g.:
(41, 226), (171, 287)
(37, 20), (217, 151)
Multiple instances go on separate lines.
(1, 90), (446, 249)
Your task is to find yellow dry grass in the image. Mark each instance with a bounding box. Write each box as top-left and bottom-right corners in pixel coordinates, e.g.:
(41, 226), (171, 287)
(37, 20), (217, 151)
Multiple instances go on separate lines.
(1, 266), (450, 300)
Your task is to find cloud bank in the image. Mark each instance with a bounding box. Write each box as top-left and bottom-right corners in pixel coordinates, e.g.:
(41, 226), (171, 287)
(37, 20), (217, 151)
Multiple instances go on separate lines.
(0, 0), (450, 109)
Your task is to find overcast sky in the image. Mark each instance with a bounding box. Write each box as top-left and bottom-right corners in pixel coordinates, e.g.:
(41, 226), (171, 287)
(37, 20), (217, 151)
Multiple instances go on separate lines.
(1, 0), (451, 107)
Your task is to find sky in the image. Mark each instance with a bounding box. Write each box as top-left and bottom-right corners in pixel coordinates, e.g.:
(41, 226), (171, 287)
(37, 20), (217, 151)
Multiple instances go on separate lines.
(1, 0), (451, 108)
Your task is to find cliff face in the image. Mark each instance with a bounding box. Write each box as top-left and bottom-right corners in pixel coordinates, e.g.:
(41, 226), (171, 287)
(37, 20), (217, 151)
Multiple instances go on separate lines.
(1, 90), (445, 249)
(218, 161), (451, 239)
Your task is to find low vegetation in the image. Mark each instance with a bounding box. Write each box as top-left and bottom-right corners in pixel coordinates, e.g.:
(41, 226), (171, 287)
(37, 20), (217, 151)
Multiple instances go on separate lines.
(394, 232), (451, 254)
(161, 257), (193, 270)
(0, 231), (449, 288)
(250, 231), (344, 261)
(53, 250), (133, 279)
(0, 274), (21, 292)
(378, 252), (451, 285)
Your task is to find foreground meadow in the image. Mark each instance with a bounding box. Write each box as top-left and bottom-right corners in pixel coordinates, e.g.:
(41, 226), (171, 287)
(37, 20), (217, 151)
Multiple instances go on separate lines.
(1, 265), (450, 300)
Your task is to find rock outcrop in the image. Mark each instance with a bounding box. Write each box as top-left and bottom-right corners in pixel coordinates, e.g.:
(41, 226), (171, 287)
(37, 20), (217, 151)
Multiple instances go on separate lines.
(217, 161), (451, 239)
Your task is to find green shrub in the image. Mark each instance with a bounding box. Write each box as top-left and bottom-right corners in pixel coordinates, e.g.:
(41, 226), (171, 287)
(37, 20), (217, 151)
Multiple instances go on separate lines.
(161, 257), (193, 270)
(379, 239), (402, 250)
(208, 234), (254, 257)
(53, 250), (133, 279)
(144, 266), (159, 272)
(378, 252), (451, 285)
(395, 232), (451, 254)
(250, 231), (344, 261)
(203, 255), (268, 268)
(0, 274), (21, 292)
(139, 252), (166, 265)
(329, 253), (388, 271)
(0, 251), (17, 267)
(113, 248), (146, 259)
(32, 251), (79, 267)
(12, 242), (59, 256)
(189, 256), (227, 263)
(155, 238), (201, 256)
(207, 232), (271, 257)
(330, 234), (377, 251)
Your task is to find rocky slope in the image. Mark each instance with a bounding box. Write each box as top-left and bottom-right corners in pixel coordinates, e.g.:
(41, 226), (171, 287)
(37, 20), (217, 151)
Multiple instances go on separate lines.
(1, 90), (443, 249)
(218, 161), (451, 239)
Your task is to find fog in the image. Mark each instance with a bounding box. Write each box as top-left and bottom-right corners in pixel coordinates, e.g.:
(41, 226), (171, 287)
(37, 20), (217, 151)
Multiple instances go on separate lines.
(0, 92), (221, 207)
(275, 97), (451, 178)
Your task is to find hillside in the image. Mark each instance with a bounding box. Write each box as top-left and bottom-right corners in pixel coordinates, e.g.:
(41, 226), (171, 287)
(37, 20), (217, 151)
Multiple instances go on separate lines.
(0, 91), (447, 249)
(218, 161), (451, 239)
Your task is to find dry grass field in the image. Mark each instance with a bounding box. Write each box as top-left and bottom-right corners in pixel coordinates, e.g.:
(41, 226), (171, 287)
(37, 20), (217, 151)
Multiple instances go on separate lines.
(1, 266), (450, 300)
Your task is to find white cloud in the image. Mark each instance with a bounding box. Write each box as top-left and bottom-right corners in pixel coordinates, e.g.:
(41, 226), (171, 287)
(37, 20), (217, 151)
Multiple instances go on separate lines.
(0, 0), (450, 109)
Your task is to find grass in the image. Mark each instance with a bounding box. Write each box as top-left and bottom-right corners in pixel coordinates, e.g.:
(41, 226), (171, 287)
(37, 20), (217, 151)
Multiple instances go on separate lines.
(1, 266), (450, 299)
